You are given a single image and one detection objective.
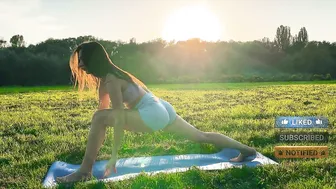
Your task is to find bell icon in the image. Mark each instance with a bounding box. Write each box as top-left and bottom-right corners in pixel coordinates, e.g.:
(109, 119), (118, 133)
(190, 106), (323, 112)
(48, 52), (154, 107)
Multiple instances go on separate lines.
(321, 151), (326, 156)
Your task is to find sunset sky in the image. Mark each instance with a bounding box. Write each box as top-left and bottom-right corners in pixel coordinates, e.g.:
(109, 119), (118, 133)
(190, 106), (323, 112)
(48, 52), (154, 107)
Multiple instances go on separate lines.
(1, 0), (335, 45)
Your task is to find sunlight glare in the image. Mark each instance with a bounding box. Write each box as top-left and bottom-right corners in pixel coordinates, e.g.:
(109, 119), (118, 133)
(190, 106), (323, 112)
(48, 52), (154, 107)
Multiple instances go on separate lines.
(162, 5), (222, 42)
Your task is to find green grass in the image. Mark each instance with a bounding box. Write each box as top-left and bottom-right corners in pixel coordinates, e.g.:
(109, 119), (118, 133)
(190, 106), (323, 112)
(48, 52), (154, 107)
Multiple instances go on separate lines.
(148, 80), (336, 90)
(0, 85), (73, 94)
(1, 80), (334, 94)
(0, 82), (335, 188)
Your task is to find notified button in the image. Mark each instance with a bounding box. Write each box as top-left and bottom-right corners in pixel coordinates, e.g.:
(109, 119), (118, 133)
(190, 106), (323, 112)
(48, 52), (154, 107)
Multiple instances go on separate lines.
(275, 116), (328, 128)
(274, 146), (328, 159)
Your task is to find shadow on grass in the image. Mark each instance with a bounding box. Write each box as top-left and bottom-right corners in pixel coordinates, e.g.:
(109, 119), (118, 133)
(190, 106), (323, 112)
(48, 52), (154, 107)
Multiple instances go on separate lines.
(56, 180), (108, 189)
(55, 148), (86, 164)
(0, 157), (11, 166)
(249, 135), (277, 148)
(248, 135), (278, 161)
(12, 148), (85, 176)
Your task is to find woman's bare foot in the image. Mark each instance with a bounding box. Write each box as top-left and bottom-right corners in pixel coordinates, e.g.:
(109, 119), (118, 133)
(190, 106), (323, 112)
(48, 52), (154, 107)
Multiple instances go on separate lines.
(230, 147), (257, 162)
(56, 170), (93, 183)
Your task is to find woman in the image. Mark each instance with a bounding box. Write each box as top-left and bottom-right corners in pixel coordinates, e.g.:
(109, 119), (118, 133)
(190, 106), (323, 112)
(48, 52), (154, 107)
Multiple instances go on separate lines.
(56, 41), (256, 183)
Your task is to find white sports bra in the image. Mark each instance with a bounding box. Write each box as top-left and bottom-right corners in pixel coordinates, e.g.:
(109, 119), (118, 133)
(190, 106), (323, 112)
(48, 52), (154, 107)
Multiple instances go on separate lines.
(122, 82), (146, 104)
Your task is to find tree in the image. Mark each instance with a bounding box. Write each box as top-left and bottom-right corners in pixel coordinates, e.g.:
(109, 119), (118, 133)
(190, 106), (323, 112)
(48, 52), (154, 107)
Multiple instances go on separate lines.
(297, 27), (308, 45)
(292, 34), (298, 44)
(76, 35), (96, 45)
(274, 25), (292, 51)
(129, 37), (136, 44)
(261, 37), (277, 50)
(0, 38), (6, 48)
(0, 27), (335, 86)
(10, 35), (25, 47)
(289, 27), (309, 53)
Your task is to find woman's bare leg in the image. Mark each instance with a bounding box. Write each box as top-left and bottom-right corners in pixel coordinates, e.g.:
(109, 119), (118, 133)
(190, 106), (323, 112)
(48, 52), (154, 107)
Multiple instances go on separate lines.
(163, 115), (256, 162)
(56, 110), (113, 183)
(56, 109), (152, 183)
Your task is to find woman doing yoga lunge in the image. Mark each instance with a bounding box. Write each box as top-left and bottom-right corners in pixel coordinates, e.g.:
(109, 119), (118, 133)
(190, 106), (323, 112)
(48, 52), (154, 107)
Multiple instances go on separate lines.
(56, 41), (257, 183)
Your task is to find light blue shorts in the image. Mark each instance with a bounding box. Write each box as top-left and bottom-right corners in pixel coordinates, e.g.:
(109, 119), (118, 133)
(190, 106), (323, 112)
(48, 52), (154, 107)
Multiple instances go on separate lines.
(134, 92), (177, 131)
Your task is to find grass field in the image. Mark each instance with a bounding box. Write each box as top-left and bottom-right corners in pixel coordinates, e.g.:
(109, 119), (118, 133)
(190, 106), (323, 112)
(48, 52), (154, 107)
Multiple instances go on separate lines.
(1, 81), (336, 189)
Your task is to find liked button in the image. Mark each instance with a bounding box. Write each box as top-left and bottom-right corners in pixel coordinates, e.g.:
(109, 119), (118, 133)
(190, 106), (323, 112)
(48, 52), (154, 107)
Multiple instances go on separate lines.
(275, 116), (328, 129)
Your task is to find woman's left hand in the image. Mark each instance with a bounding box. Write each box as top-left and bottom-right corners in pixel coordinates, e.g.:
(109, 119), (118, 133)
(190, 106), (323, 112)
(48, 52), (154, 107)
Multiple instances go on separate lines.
(103, 156), (118, 178)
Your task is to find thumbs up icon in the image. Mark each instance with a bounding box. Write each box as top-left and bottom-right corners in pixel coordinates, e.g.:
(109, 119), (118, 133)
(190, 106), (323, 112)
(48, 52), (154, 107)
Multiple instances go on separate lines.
(281, 119), (288, 125)
(316, 119), (322, 125)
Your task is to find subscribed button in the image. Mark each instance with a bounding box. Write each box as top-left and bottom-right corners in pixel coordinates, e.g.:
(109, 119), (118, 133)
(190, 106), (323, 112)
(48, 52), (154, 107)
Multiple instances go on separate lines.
(276, 132), (329, 143)
(275, 116), (328, 128)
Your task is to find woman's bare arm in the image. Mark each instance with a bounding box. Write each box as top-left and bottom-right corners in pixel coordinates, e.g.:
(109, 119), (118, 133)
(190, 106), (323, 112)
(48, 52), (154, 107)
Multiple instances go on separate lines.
(104, 73), (125, 158)
(98, 79), (110, 110)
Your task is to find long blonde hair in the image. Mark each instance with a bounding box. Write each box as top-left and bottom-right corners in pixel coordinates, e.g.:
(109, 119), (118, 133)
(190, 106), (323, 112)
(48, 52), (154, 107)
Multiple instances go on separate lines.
(69, 41), (150, 92)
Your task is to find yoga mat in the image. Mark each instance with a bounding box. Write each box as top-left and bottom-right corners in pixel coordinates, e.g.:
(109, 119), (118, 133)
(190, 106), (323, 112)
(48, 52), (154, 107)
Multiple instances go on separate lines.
(43, 148), (278, 188)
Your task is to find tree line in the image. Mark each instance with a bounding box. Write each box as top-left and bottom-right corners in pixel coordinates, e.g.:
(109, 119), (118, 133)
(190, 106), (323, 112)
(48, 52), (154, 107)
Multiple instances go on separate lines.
(0, 25), (335, 86)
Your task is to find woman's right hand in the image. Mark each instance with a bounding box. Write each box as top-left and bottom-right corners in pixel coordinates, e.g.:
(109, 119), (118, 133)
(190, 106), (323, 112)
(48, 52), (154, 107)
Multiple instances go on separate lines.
(104, 156), (118, 178)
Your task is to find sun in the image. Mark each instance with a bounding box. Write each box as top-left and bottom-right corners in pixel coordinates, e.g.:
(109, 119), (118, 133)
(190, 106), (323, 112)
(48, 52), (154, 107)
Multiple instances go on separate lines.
(162, 5), (222, 42)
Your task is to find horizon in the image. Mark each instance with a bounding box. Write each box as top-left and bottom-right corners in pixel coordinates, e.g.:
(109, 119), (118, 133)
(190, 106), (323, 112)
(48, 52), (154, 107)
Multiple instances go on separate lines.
(1, 0), (336, 45)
